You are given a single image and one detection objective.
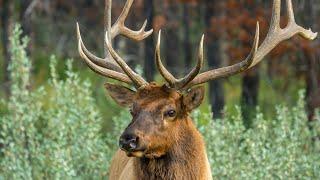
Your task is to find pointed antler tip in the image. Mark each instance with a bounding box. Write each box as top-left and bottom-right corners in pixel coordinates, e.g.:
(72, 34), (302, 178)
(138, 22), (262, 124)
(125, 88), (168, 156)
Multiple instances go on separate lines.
(76, 22), (79, 30)
(199, 35), (204, 50)
(105, 31), (111, 43)
(255, 22), (260, 36)
(146, 29), (154, 36)
(76, 23), (81, 40)
(310, 29), (318, 37)
(139, 20), (148, 33)
(157, 30), (162, 42)
(299, 28), (318, 40)
(142, 20), (148, 27)
(311, 32), (318, 40)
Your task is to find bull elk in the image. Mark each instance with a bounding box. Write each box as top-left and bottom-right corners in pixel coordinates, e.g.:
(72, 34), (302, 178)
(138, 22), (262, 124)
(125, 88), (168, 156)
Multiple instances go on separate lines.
(76, 0), (317, 179)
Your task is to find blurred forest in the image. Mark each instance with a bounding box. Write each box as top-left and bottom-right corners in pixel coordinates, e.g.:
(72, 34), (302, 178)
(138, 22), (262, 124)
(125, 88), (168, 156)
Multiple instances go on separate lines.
(0, 0), (319, 126)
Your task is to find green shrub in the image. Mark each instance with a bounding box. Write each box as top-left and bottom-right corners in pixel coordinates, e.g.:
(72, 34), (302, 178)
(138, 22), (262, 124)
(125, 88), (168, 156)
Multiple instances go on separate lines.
(193, 96), (320, 179)
(0, 25), (109, 179)
(1, 25), (319, 179)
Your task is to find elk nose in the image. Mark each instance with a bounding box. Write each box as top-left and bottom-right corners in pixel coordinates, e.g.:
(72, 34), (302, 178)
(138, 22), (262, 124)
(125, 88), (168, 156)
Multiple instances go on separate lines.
(119, 134), (139, 152)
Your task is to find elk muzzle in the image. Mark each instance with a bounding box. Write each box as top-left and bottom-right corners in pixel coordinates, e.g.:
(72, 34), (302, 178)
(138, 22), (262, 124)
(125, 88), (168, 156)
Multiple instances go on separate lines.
(119, 133), (139, 152)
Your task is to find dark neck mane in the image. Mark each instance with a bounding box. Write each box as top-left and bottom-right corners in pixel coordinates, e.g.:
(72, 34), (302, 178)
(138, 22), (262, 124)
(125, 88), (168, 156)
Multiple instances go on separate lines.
(134, 120), (207, 180)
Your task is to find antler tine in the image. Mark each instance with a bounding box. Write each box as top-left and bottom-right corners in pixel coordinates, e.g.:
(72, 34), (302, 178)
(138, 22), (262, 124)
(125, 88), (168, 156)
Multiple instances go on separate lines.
(111, 0), (153, 41)
(105, 32), (148, 87)
(178, 35), (204, 89)
(155, 31), (177, 87)
(270, 0), (281, 32)
(77, 23), (123, 73)
(284, 0), (317, 40)
(184, 0), (317, 89)
(286, 0), (295, 24)
(77, 25), (132, 84)
(156, 31), (204, 89)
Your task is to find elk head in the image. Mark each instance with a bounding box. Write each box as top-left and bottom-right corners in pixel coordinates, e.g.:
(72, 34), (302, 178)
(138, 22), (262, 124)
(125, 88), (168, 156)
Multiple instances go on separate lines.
(105, 83), (205, 158)
(77, 0), (317, 158)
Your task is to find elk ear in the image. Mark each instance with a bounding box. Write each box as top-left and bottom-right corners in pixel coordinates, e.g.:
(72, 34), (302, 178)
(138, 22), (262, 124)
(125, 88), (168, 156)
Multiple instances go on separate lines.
(183, 86), (205, 111)
(104, 83), (136, 107)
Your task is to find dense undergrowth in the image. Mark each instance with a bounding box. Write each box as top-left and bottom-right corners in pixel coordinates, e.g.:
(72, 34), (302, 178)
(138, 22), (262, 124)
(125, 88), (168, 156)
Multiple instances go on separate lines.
(0, 25), (319, 179)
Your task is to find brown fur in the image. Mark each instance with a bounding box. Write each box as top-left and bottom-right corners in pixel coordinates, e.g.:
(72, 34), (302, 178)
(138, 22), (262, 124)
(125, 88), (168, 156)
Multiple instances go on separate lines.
(107, 83), (212, 180)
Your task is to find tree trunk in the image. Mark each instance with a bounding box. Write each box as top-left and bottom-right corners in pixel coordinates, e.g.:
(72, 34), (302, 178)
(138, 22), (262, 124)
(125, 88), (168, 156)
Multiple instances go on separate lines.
(305, 52), (319, 121)
(241, 69), (260, 128)
(126, 4), (142, 69)
(204, 0), (225, 118)
(164, 2), (181, 76)
(20, 0), (32, 35)
(20, 0), (33, 55)
(240, 3), (260, 127)
(183, 3), (192, 70)
(143, 0), (155, 81)
(1, 0), (13, 97)
(304, 0), (319, 121)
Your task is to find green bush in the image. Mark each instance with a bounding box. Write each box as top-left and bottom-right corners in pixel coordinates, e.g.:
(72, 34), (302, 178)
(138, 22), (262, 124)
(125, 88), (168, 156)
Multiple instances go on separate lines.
(193, 100), (320, 179)
(1, 25), (319, 179)
(0, 25), (110, 179)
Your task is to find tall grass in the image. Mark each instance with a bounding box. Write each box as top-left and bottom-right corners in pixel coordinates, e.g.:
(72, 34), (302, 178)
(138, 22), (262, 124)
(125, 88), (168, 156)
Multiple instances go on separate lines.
(0, 25), (319, 179)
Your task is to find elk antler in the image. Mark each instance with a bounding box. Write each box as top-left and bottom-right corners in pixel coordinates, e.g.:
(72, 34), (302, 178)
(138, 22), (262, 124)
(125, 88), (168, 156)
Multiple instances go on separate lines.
(156, 0), (317, 90)
(77, 0), (153, 88)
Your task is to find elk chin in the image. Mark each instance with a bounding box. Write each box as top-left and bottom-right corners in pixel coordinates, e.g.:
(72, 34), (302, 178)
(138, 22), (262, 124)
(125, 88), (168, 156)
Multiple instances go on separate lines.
(143, 148), (167, 159)
(144, 152), (165, 159)
(125, 149), (167, 159)
(126, 151), (145, 158)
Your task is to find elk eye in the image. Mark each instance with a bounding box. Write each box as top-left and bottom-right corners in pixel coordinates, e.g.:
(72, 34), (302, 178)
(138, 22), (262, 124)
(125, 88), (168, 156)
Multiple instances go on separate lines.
(165, 110), (176, 118)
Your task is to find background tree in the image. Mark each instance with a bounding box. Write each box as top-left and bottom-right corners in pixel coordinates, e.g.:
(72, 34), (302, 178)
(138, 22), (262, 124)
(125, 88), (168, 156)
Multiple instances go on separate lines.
(204, 0), (225, 118)
(143, 0), (155, 81)
(302, 0), (320, 121)
(0, 0), (319, 124)
(182, 2), (192, 70)
(1, 0), (14, 96)
(163, 0), (182, 76)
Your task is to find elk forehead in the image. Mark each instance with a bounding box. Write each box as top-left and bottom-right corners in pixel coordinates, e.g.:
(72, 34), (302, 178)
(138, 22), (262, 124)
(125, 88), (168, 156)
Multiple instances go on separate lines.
(135, 84), (181, 106)
(131, 85), (183, 115)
